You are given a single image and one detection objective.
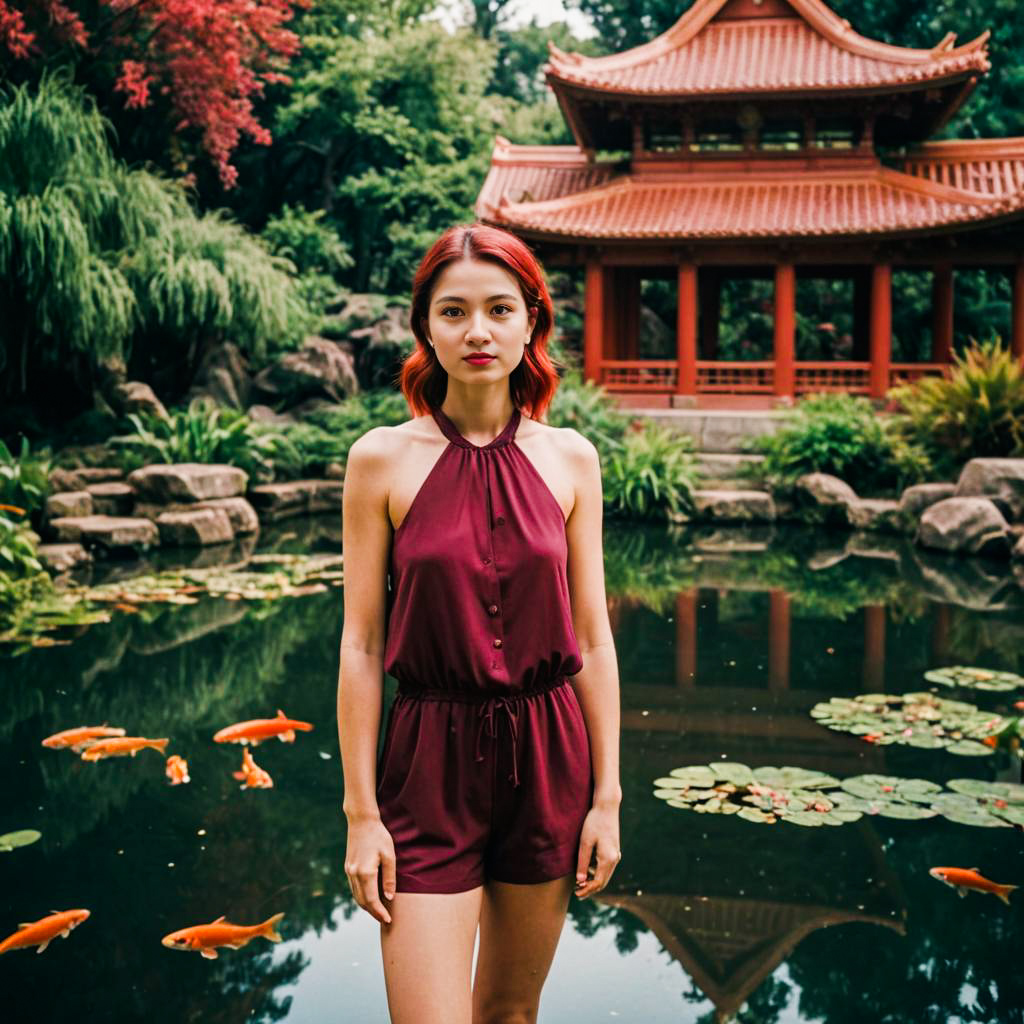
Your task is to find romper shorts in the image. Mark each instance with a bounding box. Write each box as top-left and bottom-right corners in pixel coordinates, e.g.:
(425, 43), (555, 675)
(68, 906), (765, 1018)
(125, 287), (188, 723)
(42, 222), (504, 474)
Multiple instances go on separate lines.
(375, 674), (594, 894)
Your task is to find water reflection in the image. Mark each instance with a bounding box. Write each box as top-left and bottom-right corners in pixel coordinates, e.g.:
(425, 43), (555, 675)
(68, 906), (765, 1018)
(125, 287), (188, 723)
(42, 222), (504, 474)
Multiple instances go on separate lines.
(2, 519), (1022, 1022)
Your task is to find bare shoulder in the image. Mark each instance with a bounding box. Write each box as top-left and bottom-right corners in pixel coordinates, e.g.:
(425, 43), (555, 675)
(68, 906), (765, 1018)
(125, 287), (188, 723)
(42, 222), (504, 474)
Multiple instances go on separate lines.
(525, 418), (598, 470)
(347, 417), (433, 464)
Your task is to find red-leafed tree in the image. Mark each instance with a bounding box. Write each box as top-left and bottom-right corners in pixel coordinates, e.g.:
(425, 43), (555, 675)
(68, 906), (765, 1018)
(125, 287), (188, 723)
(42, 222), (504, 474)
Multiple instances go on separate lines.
(0, 0), (308, 187)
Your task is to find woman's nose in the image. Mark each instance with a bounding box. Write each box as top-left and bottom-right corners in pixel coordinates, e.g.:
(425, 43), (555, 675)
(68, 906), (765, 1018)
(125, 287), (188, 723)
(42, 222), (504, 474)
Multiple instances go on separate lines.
(464, 311), (491, 341)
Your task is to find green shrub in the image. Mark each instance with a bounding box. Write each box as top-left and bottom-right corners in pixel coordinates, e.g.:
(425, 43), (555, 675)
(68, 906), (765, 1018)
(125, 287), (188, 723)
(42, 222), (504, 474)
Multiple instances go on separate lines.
(747, 392), (930, 496)
(0, 438), (50, 518)
(602, 421), (697, 521)
(106, 398), (284, 482)
(888, 337), (1024, 478)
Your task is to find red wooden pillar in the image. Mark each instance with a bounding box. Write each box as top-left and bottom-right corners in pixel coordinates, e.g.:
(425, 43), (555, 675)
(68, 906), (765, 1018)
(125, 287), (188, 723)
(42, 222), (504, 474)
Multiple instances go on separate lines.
(862, 604), (886, 691)
(1012, 259), (1024, 361)
(869, 263), (892, 398)
(768, 589), (790, 691)
(931, 264), (954, 364)
(675, 588), (697, 690)
(584, 259), (605, 385)
(774, 263), (796, 399)
(677, 262), (698, 396)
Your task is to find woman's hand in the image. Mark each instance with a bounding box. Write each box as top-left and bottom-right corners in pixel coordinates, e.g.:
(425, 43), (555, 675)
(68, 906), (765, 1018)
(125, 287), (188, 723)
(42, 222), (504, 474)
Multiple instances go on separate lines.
(574, 802), (621, 899)
(344, 815), (397, 925)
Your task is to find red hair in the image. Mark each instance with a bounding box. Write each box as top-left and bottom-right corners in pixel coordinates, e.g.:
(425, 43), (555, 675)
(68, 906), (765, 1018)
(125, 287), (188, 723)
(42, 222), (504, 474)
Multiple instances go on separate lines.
(398, 222), (562, 420)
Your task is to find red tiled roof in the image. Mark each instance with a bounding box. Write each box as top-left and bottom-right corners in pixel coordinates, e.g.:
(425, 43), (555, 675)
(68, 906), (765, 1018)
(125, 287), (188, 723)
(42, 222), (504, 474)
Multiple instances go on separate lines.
(481, 165), (1024, 241)
(900, 137), (1024, 197)
(546, 0), (989, 97)
(475, 137), (617, 220)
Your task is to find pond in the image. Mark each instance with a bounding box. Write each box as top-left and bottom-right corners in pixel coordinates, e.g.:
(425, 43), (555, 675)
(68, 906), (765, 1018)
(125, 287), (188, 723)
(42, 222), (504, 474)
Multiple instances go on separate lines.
(2, 518), (1023, 1023)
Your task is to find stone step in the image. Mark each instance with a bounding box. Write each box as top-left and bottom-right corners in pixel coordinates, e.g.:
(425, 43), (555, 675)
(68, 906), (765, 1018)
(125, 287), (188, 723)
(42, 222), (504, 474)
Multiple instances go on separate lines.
(631, 408), (786, 453)
(694, 452), (766, 490)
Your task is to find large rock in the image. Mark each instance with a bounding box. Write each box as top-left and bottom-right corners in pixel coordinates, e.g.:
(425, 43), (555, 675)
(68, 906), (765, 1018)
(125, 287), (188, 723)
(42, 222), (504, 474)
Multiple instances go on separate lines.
(86, 481), (134, 517)
(248, 479), (343, 521)
(916, 497), (1012, 559)
(113, 381), (169, 422)
(954, 458), (1024, 521)
(184, 340), (252, 410)
(37, 543), (92, 572)
(128, 463), (248, 503)
(45, 515), (159, 553)
(49, 466), (124, 493)
(898, 482), (956, 519)
(846, 498), (903, 533)
(793, 473), (857, 526)
(251, 335), (359, 405)
(692, 489), (776, 522)
(45, 491), (93, 520)
(156, 508), (235, 547)
(134, 496), (259, 535)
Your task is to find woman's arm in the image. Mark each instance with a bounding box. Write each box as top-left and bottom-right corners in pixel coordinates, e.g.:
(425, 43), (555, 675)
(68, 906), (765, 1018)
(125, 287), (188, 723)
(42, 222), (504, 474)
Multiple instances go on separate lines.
(563, 431), (622, 898)
(338, 427), (397, 923)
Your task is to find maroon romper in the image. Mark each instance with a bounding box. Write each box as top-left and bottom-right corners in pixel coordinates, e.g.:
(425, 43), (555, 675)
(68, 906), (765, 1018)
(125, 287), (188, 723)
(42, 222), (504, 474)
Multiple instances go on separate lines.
(376, 404), (593, 894)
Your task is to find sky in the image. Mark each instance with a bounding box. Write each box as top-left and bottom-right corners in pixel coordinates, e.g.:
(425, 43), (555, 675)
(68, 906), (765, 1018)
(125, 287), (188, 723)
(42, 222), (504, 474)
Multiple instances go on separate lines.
(430, 0), (598, 38)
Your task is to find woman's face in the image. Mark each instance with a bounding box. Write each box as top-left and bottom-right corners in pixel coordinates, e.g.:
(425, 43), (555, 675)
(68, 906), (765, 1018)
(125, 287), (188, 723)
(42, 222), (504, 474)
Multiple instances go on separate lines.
(423, 258), (537, 386)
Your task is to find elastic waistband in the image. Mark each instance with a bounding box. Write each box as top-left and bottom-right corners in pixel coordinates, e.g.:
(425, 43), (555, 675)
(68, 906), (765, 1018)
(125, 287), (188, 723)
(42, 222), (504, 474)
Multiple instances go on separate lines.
(396, 674), (570, 703)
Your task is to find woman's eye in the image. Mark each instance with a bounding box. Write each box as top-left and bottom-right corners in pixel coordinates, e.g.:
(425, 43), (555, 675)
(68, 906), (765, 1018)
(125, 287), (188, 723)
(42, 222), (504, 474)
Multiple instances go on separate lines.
(441, 307), (462, 318)
(492, 305), (512, 315)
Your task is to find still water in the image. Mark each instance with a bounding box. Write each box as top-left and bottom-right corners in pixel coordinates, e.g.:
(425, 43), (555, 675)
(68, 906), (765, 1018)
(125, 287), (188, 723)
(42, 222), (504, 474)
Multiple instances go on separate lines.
(3, 517), (1023, 1023)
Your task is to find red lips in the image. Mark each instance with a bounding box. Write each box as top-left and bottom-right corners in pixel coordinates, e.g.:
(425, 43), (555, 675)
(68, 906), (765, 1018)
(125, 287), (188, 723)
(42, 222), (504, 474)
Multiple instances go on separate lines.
(464, 355), (496, 364)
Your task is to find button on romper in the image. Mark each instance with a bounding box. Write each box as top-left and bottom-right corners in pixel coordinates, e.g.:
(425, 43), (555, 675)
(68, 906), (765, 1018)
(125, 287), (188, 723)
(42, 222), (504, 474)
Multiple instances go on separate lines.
(376, 404), (594, 894)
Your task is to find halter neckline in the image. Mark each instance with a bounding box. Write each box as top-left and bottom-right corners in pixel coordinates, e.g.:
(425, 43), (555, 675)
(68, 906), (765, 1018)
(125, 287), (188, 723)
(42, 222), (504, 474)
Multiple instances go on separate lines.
(431, 405), (521, 450)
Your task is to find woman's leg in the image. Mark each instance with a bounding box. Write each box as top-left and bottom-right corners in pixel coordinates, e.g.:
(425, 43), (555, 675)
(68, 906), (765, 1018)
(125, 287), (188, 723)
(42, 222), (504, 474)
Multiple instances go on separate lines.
(381, 887), (484, 1024)
(471, 874), (576, 1024)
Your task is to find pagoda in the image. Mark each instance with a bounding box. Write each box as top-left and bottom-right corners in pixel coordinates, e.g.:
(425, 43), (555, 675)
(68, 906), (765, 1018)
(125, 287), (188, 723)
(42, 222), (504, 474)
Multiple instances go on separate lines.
(474, 0), (1024, 405)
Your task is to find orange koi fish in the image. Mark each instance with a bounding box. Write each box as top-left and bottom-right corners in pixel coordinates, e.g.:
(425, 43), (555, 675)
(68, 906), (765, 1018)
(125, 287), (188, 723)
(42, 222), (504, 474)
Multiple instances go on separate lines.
(165, 755), (191, 785)
(161, 912), (284, 959)
(42, 726), (127, 752)
(80, 737), (169, 762)
(0, 909), (90, 955)
(929, 867), (1018, 905)
(213, 709), (313, 746)
(232, 747), (273, 789)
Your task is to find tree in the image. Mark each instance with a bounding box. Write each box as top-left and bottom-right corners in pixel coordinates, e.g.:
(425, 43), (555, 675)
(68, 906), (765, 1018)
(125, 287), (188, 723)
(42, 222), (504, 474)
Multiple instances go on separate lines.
(0, 0), (309, 187)
(0, 73), (308, 424)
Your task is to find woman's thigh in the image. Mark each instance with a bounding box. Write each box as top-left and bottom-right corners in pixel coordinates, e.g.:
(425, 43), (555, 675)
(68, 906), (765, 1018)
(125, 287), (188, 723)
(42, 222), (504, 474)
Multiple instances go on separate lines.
(380, 887), (484, 1024)
(471, 874), (575, 1024)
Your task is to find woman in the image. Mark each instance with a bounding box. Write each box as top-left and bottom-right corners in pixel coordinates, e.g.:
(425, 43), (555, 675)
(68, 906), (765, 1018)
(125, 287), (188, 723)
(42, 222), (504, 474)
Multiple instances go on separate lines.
(337, 222), (621, 1024)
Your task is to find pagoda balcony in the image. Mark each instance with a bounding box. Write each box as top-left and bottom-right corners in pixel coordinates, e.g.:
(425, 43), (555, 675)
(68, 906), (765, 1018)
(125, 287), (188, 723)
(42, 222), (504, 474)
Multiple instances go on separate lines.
(598, 359), (948, 398)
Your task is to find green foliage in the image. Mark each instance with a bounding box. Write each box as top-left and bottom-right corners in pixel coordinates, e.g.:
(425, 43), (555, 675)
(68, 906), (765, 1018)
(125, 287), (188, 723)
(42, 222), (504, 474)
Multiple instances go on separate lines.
(602, 423), (697, 521)
(0, 72), (309, 405)
(748, 392), (930, 495)
(0, 507), (52, 638)
(889, 337), (1024, 478)
(254, 22), (502, 293)
(0, 437), (50, 517)
(106, 398), (284, 482)
(547, 369), (696, 520)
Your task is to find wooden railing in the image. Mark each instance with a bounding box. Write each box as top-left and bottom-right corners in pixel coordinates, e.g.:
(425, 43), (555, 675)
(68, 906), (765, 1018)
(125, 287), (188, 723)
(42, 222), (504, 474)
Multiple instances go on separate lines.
(697, 360), (774, 393)
(889, 363), (948, 386)
(598, 359), (951, 396)
(600, 360), (678, 391)
(794, 362), (870, 394)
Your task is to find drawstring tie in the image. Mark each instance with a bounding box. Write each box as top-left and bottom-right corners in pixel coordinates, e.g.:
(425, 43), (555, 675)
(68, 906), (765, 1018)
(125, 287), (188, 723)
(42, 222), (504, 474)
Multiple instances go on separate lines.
(474, 696), (521, 787)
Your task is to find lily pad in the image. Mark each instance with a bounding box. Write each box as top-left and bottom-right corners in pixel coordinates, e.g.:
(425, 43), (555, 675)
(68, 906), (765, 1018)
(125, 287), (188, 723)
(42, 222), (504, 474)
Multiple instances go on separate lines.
(710, 762), (754, 786)
(924, 666), (1024, 693)
(947, 778), (1024, 803)
(945, 740), (995, 757)
(0, 829), (41, 852)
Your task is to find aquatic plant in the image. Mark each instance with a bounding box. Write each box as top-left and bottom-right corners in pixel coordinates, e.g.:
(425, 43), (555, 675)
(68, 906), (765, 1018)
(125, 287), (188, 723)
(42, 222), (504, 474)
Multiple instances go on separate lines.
(809, 692), (1009, 755)
(0, 437), (50, 518)
(652, 764), (1024, 828)
(0, 829), (41, 851)
(0, 552), (344, 651)
(924, 666), (1024, 693)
